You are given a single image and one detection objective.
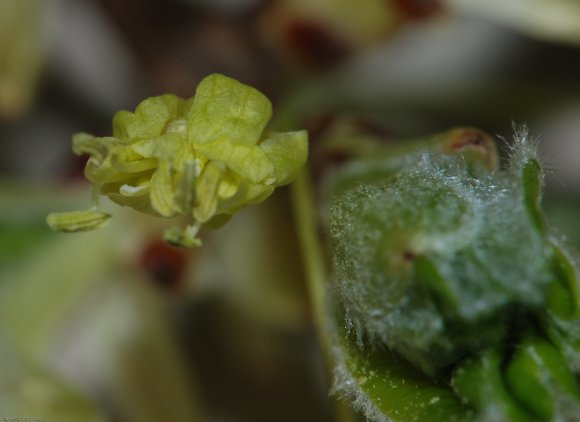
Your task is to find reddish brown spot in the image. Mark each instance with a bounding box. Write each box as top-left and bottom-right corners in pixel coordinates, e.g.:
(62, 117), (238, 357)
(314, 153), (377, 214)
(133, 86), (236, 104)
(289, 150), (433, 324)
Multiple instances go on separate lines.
(450, 130), (486, 149)
(391, 0), (443, 19)
(65, 155), (90, 181)
(403, 250), (417, 262)
(284, 20), (350, 68)
(139, 239), (188, 291)
(446, 128), (498, 169)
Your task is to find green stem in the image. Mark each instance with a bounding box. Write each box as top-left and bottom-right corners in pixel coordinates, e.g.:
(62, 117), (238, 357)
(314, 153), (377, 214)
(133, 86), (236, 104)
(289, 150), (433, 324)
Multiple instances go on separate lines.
(291, 169), (356, 422)
(291, 170), (330, 355)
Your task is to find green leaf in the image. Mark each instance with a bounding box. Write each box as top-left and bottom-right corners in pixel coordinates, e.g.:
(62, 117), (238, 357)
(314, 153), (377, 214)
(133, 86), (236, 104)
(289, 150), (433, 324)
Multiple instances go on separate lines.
(413, 255), (458, 310)
(504, 337), (580, 420)
(547, 244), (580, 320)
(452, 349), (533, 422)
(336, 314), (473, 422)
(522, 159), (546, 233)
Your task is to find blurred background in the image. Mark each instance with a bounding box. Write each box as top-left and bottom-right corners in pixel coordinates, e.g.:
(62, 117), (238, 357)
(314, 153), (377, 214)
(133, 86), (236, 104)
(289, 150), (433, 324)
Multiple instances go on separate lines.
(1, 0), (580, 420)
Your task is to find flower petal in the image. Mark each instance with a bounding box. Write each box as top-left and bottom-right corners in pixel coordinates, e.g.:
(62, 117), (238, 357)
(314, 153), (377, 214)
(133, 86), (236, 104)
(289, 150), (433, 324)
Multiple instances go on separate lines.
(260, 130), (308, 185)
(105, 190), (156, 215)
(217, 182), (274, 216)
(195, 139), (274, 183)
(187, 74), (272, 146)
(131, 133), (191, 168)
(113, 94), (186, 140)
(110, 154), (157, 174)
(72, 133), (111, 162)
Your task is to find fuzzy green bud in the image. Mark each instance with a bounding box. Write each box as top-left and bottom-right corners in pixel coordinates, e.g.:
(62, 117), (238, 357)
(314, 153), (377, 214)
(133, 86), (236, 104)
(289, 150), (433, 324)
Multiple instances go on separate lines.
(328, 126), (580, 421)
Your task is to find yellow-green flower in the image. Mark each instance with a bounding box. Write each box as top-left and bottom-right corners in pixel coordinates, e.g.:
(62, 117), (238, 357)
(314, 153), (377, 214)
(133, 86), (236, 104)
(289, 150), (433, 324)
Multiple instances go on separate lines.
(47, 74), (308, 247)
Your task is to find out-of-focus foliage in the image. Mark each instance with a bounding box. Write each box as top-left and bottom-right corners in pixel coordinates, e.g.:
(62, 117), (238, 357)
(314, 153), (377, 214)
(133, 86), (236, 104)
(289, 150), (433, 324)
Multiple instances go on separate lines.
(258, 0), (405, 68)
(0, 339), (102, 421)
(0, 0), (46, 119)
(445, 0), (580, 44)
(0, 185), (202, 421)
